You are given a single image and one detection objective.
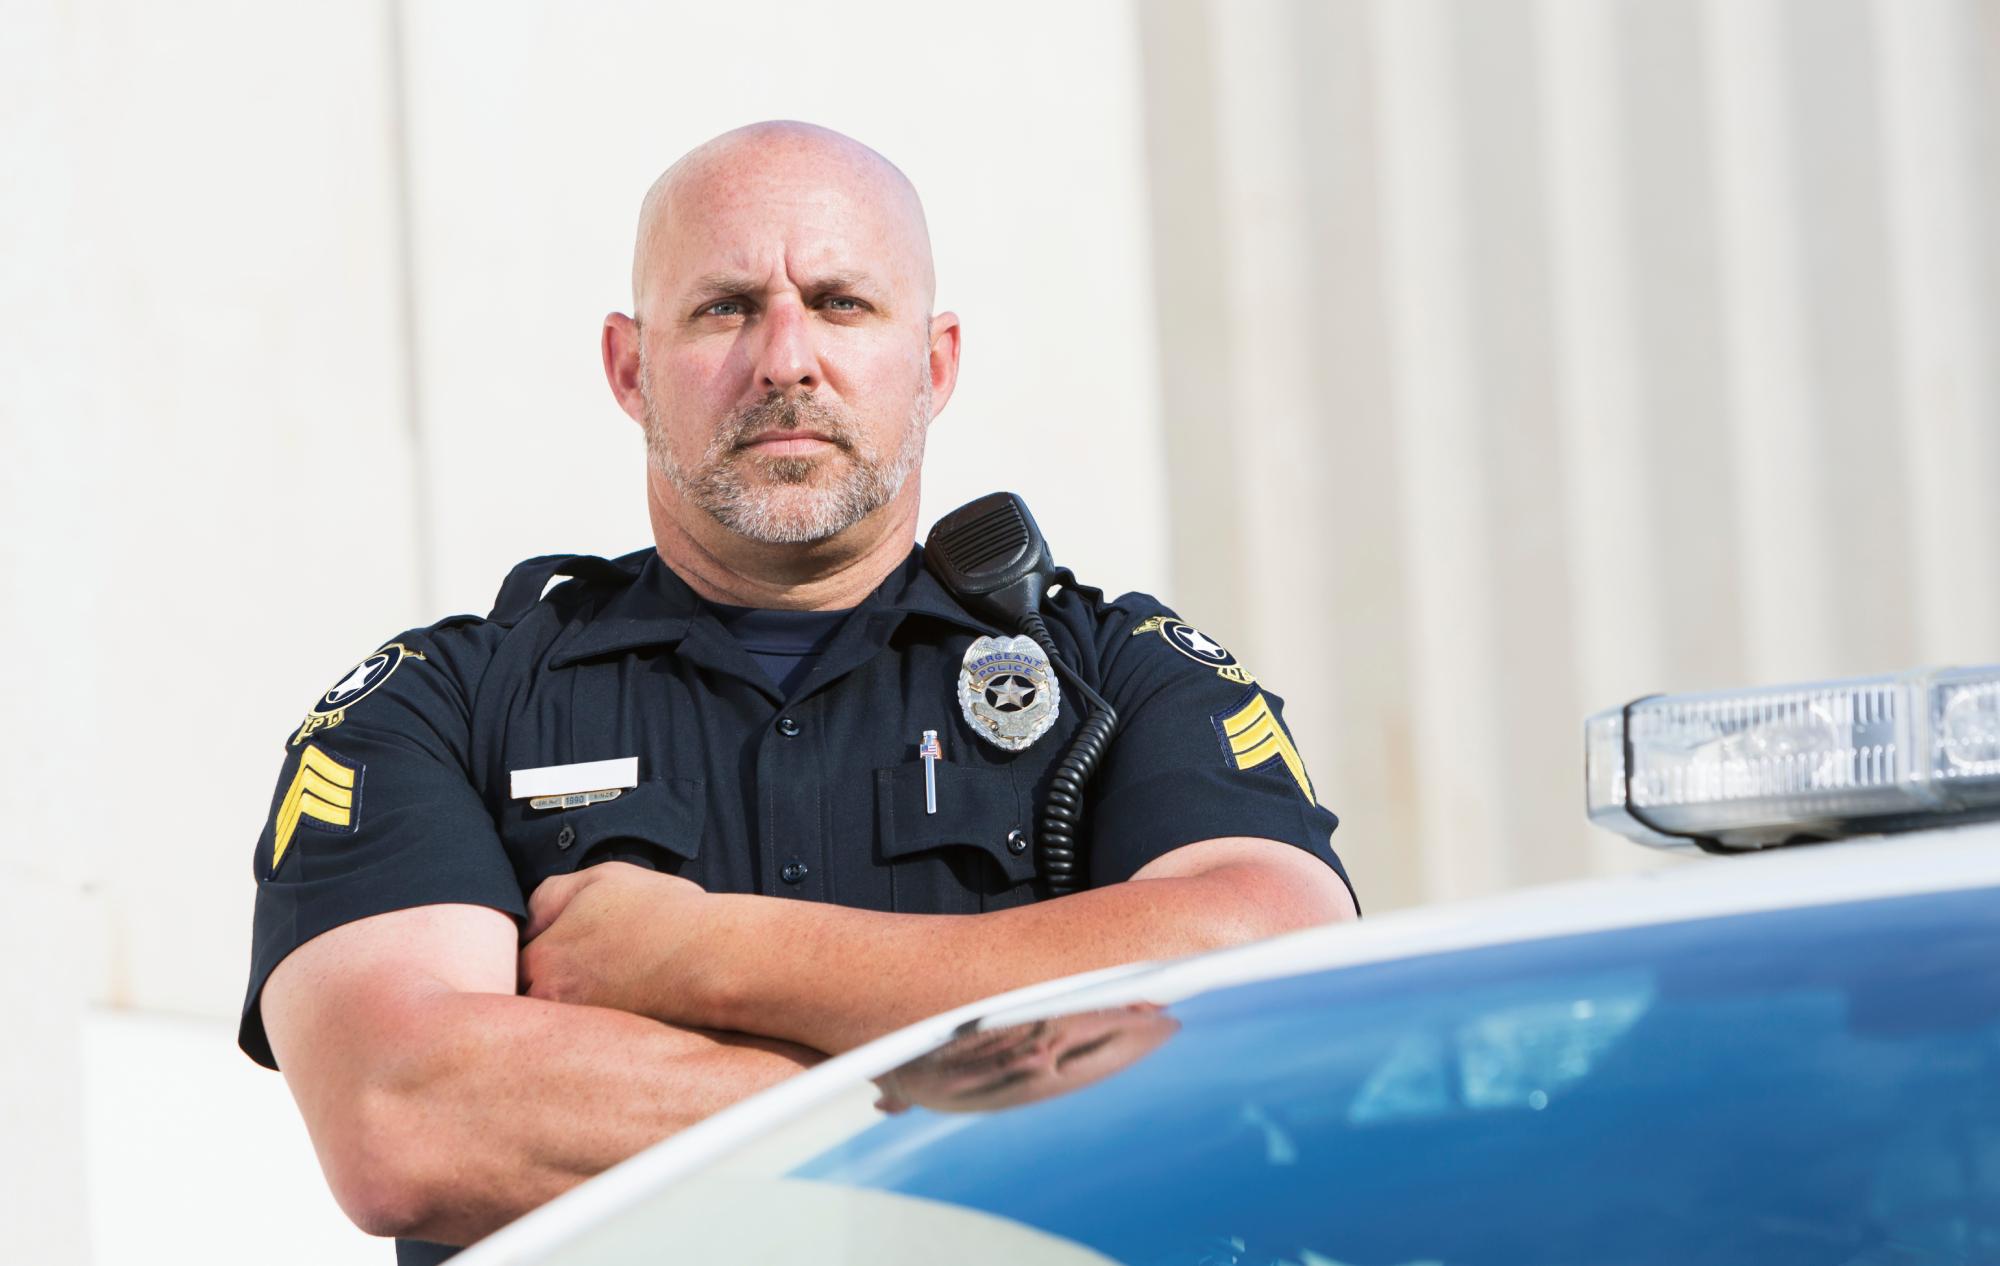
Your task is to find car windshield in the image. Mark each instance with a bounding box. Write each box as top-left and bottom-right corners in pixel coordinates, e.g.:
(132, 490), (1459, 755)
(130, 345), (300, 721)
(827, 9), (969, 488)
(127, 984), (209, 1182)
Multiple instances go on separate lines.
(546, 886), (2000, 1266)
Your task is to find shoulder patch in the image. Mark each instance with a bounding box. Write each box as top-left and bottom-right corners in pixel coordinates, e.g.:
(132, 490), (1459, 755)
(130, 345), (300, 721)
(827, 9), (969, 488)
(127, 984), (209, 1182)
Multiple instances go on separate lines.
(291, 641), (426, 746)
(1132, 615), (1256, 685)
(272, 744), (363, 876)
(1213, 687), (1314, 803)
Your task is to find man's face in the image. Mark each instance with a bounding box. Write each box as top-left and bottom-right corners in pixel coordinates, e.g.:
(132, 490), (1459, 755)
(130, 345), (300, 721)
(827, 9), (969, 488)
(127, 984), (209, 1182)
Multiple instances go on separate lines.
(632, 144), (939, 545)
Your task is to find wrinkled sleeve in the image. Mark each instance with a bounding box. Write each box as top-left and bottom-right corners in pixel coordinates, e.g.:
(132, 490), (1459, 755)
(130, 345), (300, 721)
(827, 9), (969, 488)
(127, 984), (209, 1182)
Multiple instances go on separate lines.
(239, 621), (526, 1069)
(1082, 600), (1353, 907)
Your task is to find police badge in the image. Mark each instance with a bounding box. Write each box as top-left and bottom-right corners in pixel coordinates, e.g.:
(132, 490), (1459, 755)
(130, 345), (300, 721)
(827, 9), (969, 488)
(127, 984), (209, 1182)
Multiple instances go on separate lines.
(958, 635), (1061, 752)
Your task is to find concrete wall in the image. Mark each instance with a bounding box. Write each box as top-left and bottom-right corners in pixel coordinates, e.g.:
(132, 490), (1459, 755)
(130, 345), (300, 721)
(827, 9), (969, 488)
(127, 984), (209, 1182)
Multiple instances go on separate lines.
(4, 1), (1158, 1260)
(6, 3), (419, 1259)
(4, 0), (1997, 1261)
(1137, 0), (2000, 911)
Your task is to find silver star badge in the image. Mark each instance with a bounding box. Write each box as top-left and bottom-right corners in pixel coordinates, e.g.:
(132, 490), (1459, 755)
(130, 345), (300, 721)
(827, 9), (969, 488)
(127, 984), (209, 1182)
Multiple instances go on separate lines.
(959, 635), (1060, 752)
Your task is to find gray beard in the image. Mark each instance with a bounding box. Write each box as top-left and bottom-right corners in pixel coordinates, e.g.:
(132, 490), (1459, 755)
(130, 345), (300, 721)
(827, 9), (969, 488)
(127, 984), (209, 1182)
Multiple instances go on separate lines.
(643, 377), (931, 545)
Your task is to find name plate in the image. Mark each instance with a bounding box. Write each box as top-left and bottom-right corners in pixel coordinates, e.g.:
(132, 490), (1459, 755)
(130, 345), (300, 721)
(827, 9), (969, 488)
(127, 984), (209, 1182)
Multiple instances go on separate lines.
(510, 756), (639, 801)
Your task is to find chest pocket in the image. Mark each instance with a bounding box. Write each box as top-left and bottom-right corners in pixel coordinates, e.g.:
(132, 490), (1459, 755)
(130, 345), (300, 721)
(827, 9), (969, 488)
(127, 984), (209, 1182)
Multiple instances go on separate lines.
(505, 778), (706, 892)
(875, 761), (1037, 913)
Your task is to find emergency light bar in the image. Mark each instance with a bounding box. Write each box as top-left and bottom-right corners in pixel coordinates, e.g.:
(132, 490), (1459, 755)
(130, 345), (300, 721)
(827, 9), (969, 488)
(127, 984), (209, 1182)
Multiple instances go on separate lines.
(1585, 667), (2000, 850)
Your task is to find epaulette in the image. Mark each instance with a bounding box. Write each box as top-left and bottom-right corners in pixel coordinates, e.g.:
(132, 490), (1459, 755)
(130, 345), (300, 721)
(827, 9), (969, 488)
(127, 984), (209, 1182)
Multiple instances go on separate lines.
(487, 550), (649, 624)
(1050, 565), (1110, 609)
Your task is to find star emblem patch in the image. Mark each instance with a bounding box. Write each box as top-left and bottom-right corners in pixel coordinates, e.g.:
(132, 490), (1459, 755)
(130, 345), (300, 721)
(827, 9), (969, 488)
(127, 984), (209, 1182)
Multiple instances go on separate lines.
(1169, 623), (1229, 661)
(1132, 615), (1256, 685)
(291, 641), (427, 745)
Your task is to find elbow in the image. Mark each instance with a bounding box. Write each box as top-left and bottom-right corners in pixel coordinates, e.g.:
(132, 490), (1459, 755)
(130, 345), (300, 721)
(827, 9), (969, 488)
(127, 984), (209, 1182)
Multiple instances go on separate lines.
(320, 1086), (449, 1240)
(1133, 839), (1357, 954)
(1312, 875), (1361, 927)
(1260, 870), (1358, 939)
(1206, 863), (1358, 950)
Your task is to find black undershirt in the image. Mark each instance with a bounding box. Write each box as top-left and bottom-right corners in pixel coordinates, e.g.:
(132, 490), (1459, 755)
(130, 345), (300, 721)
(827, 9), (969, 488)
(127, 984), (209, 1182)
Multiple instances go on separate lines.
(706, 602), (854, 697)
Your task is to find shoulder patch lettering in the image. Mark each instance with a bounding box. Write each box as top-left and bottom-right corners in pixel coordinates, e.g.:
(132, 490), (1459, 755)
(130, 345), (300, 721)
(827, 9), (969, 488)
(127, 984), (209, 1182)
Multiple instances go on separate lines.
(272, 744), (362, 876)
(1132, 615), (1256, 685)
(1213, 688), (1315, 803)
(292, 641), (426, 745)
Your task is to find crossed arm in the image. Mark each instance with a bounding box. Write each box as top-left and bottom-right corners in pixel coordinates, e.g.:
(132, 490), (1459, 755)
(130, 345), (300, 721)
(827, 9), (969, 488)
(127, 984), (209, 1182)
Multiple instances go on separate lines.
(263, 838), (1354, 1246)
(519, 836), (1356, 1054)
(261, 903), (820, 1246)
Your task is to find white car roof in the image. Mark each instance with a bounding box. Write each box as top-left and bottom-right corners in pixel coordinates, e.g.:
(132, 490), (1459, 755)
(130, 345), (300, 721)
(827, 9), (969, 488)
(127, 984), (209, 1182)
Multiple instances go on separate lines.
(458, 822), (2000, 1265)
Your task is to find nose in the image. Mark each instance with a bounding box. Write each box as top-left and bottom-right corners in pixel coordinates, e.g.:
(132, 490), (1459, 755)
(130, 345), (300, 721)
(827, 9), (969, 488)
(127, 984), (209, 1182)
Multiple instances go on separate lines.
(1018, 1030), (1064, 1073)
(753, 297), (821, 395)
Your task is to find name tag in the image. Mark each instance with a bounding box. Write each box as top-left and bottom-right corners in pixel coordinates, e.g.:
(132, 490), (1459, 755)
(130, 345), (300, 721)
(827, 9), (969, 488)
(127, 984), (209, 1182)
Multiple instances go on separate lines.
(528, 789), (623, 811)
(510, 757), (639, 801)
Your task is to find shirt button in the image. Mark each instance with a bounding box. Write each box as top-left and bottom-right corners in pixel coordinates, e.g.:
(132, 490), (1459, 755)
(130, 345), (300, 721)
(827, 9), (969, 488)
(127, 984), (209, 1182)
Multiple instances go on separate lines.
(781, 860), (809, 884)
(776, 716), (802, 738)
(556, 824), (577, 851)
(1006, 828), (1028, 855)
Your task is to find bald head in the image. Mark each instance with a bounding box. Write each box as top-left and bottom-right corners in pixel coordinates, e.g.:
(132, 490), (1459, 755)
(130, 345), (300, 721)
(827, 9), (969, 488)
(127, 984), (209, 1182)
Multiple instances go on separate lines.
(630, 121), (936, 323)
(602, 121), (962, 597)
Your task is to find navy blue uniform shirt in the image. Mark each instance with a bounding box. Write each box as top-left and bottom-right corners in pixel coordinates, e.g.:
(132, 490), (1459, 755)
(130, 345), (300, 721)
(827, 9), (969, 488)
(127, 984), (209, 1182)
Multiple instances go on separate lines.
(242, 544), (1350, 1258)
(706, 600), (851, 696)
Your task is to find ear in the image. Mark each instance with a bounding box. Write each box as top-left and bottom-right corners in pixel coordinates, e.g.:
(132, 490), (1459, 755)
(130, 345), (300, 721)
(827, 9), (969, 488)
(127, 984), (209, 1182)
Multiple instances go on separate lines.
(924, 311), (962, 421)
(603, 313), (648, 428)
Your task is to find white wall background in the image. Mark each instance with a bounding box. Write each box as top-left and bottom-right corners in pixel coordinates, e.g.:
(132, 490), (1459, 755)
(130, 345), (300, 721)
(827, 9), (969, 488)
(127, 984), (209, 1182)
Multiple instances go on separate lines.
(4, 2), (1160, 1261)
(3, 0), (1996, 1262)
(1138, 0), (2000, 909)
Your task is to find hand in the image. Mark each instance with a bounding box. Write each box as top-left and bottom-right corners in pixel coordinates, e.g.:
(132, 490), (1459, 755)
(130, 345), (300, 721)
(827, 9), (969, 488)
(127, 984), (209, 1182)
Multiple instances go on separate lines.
(519, 862), (717, 1025)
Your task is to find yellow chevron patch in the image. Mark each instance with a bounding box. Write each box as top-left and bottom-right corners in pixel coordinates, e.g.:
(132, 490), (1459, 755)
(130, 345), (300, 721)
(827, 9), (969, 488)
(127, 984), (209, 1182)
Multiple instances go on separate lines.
(272, 745), (359, 876)
(1216, 690), (1315, 803)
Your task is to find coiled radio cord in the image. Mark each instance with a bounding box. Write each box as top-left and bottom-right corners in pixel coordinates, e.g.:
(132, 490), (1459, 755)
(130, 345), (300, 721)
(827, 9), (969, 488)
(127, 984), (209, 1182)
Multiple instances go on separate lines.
(1019, 611), (1118, 898)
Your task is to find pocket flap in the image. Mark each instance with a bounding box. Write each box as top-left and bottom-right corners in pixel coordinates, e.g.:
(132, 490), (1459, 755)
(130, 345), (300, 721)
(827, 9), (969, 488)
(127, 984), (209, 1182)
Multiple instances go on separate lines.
(521, 777), (705, 868)
(875, 761), (1036, 885)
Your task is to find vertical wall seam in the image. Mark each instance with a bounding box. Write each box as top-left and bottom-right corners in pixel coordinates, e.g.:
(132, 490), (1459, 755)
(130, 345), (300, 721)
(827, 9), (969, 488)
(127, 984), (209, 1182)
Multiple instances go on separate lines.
(1875, 0), (2000, 660)
(1132, 0), (1249, 629)
(1701, 0), (1837, 681)
(1372, 0), (1512, 899)
(384, 0), (436, 612)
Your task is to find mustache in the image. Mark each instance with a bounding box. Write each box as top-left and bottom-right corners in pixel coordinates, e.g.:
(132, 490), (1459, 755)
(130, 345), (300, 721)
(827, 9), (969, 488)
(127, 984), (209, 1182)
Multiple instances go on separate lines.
(725, 391), (858, 453)
(927, 1020), (1050, 1074)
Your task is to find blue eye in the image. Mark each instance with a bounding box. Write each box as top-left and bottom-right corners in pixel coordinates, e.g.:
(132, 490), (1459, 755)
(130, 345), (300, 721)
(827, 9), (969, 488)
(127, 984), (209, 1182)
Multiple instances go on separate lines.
(704, 300), (745, 318)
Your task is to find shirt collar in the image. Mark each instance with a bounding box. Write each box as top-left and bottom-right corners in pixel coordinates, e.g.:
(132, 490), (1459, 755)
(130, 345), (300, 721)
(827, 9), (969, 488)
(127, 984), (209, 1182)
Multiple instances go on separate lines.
(872, 546), (1008, 635)
(545, 545), (1001, 669)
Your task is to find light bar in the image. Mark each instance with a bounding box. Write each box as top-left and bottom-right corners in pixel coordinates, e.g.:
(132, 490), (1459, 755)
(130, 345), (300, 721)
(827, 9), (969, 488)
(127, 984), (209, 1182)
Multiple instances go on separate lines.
(1585, 667), (2000, 850)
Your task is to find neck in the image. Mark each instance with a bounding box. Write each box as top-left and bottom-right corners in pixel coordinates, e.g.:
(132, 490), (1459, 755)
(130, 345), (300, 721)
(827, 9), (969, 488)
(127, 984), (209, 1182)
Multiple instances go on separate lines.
(645, 473), (922, 611)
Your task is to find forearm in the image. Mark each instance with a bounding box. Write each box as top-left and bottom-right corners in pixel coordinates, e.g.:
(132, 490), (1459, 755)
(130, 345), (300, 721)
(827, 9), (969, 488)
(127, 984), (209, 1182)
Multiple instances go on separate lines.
(706, 851), (1342, 1054)
(301, 991), (817, 1245)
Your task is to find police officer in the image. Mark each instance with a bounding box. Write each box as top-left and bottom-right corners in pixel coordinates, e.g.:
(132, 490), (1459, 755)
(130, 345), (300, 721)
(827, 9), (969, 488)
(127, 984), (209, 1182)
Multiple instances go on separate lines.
(242, 122), (1356, 1261)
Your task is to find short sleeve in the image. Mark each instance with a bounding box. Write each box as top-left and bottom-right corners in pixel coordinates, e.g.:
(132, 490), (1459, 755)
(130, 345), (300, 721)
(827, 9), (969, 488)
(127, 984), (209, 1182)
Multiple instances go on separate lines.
(1079, 599), (1353, 906)
(239, 621), (526, 1069)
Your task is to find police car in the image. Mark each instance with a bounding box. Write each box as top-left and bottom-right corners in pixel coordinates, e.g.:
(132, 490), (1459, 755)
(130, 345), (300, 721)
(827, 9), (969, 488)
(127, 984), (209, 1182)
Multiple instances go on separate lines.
(457, 667), (2000, 1266)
